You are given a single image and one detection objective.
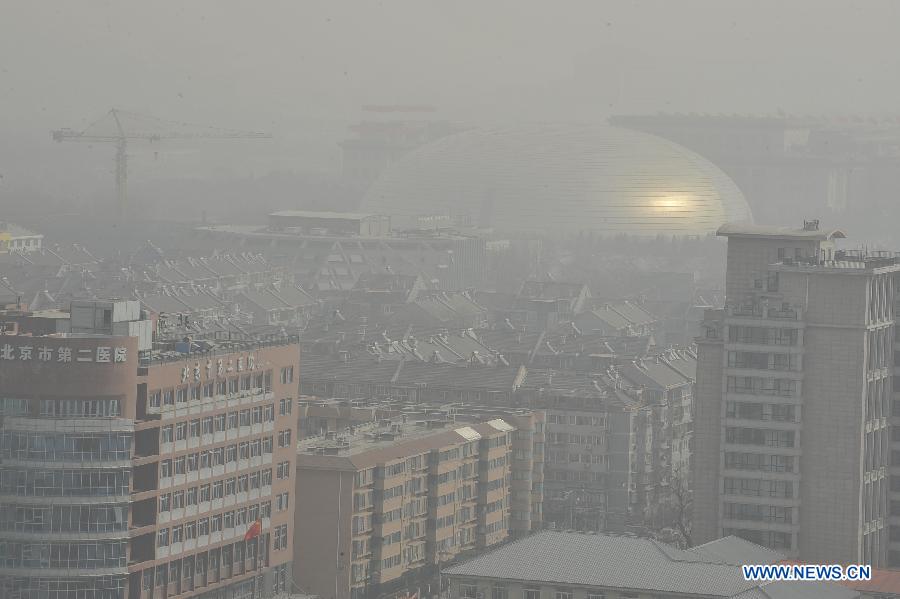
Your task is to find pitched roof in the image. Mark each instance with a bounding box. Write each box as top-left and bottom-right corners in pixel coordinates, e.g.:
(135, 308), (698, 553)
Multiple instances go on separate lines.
(444, 531), (777, 597)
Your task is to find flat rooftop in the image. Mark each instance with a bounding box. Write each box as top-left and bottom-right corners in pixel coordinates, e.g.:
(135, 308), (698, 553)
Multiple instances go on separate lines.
(717, 222), (846, 241)
(298, 417), (514, 459)
(269, 210), (379, 220)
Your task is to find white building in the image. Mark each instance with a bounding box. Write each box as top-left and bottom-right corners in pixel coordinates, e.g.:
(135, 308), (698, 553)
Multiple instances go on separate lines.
(0, 221), (43, 253)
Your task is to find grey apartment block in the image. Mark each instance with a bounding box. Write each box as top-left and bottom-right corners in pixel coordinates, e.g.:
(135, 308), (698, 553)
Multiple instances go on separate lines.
(694, 221), (896, 566)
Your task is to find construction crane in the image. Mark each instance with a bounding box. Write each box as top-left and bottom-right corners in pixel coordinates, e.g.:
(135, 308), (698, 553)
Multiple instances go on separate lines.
(52, 108), (271, 220)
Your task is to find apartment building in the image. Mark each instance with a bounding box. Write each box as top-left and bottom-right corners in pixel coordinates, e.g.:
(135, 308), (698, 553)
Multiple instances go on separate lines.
(296, 397), (546, 538)
(0, 299), (299, 599)
(694, 221), (896, 566)
(294, 417), (518, 599)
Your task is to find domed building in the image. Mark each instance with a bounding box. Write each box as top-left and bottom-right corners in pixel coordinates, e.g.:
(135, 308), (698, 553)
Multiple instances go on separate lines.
(361, 124), (753, 237)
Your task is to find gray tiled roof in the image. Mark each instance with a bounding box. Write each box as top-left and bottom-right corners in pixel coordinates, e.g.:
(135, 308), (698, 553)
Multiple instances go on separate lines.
(730, 580), (859, 599)
(444, 531), (775, 597)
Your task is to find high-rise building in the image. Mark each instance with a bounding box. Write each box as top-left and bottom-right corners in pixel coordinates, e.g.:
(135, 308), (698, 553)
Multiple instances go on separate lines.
(694, 221), (895, 566)
(293, 416), (528, 599)
(0, 300), (299, 599)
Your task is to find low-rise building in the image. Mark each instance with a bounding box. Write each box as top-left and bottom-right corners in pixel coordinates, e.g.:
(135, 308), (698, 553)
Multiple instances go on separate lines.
(444, 530), (859, 599)
(294, 417), (525, 599)
(0, 221), (43, 253)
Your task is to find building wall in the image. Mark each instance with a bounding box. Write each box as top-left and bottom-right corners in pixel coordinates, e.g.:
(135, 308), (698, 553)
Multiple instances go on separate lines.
(693, 330), (725, 546)
(135, 342), (300, 598)
(293, 466), (354, 599)
(0, 335), (139, 599)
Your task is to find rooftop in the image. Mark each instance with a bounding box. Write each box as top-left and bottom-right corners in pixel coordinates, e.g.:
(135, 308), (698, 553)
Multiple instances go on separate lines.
(717, 221), (846, 241)
(297, 417), (514, 466)
(269, 210), (380, 220)
(445, 531), (856, 599)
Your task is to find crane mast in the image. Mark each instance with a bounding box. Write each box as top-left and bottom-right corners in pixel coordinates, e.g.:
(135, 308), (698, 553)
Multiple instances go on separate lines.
(52, 108), (271, 221)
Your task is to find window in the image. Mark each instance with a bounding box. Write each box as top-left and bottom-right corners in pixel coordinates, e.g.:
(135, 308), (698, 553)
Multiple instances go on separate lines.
(461, 584), (478, 599)
(277, 461), (291, 480)
(213, 481), (224, 500)
(157, 528), (169, 547)
(175, 422), (187, 441)
(555, 592), (572, 599)
(161, 426), (173, 444)
(159, 493), (171, 513)
(280, 366), (294, 384)
(199, 517), (210, 537)
(524, 590), (540, 599)
(173, 491), (185, 509)
(172, 525), (183, 543)
(278, 430), (292, 448)
(160, 460), (172, 478)
(276, 492), (290, 512)
(279, 398), (293, 415)
(274, 523), (289, 550)
(174, 456), (186, 475)
(190, 419), (201, 438)
(200, 484), (211, 502)
(265, 404), (275, 422)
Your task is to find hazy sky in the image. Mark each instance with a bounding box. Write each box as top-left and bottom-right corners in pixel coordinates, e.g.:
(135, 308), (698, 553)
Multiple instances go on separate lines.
(2, 0), (900, 199)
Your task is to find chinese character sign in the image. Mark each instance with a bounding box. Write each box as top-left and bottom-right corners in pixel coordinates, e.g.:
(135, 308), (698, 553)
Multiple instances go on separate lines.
(0, 343), (128, 365)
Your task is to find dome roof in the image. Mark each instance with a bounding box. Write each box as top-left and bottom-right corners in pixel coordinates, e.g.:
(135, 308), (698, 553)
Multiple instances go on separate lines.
(362, 125), (752, 236)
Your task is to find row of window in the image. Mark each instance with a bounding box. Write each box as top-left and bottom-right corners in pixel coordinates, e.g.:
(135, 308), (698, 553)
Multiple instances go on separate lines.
(728, 325), (799, 346)
(0, 540), (127, 570)
(0, 504), (128, 533)
(724, 502), (793, 524)
(726, 401), (796, 422)
(160, 406), (277, 443)
(1, 575), (125, 599)
(144, 538), (270, 590)
(159, 442), (275, 478)
(725, 427), (795, 448)
(158, 501), (272, 547)
(546, 414), (607, 427)
(724, 452), (795, 473)
(0, 431), (132, 462)
(0, 467), (131, 497)
(723, 477), (793, 499)
(150, 371), (274, 408)
(727, 376), (797, 397)
(727, 351), (798, 372)
(159, 470), (274, 510)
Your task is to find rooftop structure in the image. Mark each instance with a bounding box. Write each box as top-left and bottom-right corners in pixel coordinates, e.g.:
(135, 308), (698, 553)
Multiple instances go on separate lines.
(361, 125), (753, 237)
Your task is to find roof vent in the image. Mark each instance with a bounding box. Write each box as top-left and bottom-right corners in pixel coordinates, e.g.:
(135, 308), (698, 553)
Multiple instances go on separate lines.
(803, 219), (819, 231)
